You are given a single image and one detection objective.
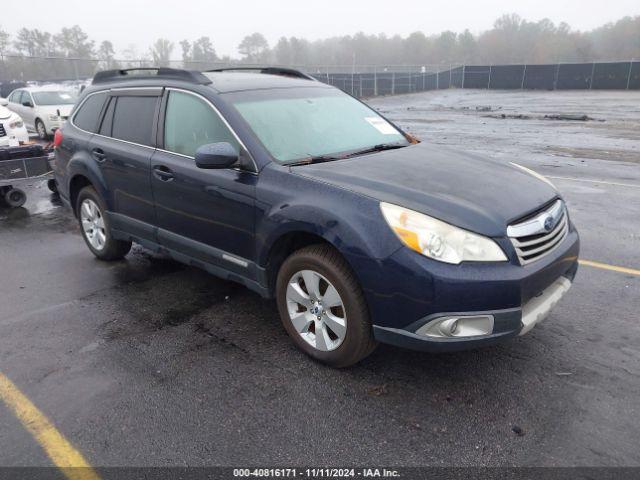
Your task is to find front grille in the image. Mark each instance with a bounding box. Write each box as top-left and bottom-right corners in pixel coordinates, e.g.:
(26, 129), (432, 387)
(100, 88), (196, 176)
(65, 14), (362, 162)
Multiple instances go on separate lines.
(508, 200), (569, 265)
(0, 123), (6, 137)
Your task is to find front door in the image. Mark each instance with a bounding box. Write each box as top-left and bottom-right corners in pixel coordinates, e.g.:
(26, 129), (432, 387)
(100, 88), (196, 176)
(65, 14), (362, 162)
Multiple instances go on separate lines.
(20, 92), (36, 130)
(150, 89), (257, 276)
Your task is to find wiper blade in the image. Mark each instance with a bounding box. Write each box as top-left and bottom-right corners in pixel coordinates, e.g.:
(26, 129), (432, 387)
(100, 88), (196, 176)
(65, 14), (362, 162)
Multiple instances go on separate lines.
(286, 154), (343, 166)
(286, 143), (406, 166)
(345, 143), (407, 158)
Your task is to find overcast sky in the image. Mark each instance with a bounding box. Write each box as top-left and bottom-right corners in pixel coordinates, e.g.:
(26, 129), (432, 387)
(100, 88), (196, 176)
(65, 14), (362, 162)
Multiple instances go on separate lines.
(4, 0), (639, 58)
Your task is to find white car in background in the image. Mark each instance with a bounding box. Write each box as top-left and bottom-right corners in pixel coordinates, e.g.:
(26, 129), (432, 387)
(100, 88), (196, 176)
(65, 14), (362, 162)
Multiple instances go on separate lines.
(0, 98), (29, 147)
(5, 87), (77, 140)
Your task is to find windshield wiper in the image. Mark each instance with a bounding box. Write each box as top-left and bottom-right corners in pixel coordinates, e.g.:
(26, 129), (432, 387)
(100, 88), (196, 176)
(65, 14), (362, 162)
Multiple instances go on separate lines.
(286, 143), (407, 166)
(343, 143), (407, 158)
(286, 154), (344, 166)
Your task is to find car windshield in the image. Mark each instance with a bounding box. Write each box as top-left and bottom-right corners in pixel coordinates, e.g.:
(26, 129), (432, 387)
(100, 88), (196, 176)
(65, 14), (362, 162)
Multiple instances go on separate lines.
(32, 91), (77, 106)
(229, 88), (408, 163)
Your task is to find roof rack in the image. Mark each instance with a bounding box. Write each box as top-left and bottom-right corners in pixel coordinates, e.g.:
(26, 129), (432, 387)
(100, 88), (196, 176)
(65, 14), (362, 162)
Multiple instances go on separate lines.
(205, 67), (317, 81)
(92, 68), (212, 85)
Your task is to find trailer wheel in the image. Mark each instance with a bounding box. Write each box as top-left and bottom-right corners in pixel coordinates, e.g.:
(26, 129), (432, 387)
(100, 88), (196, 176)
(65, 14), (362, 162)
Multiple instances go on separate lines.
(47, 179), (58, 193)
(4, 188), (27, 208)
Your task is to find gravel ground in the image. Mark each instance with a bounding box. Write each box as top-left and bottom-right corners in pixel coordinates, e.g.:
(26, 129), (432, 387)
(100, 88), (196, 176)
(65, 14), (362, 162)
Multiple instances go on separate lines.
(0, 89), (639, 469)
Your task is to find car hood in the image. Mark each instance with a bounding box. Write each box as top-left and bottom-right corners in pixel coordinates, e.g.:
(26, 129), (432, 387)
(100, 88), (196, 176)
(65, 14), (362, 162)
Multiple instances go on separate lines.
(291, 143), (558, 237)
(37, 104), (74, 118)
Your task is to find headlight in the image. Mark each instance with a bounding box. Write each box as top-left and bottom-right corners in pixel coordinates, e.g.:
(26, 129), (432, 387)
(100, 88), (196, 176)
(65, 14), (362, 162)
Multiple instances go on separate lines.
(9, 119), (24, 129)
(380, 202), (507, 264)
(510, 162), (556, 189)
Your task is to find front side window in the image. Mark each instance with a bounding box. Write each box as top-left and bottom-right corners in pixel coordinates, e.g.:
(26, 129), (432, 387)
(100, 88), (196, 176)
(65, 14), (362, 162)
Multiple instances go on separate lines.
(73, 92), (108, 133)
(32, 91), (77, 106)
(22, 92), (33, 105)
(111, 96), (158, 146)
(229, 88), (407, 163)
(164, 90), (239, 158)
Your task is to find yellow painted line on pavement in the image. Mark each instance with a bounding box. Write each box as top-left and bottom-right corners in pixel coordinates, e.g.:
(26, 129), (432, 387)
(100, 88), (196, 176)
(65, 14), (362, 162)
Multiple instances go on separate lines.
(579, 259), (640, 277)
(0, 372), (101, 480)
(547, 176), (640, 189)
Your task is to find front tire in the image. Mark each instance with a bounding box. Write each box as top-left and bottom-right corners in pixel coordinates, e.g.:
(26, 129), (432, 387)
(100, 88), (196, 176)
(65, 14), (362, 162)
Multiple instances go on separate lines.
(76, 186), (132, 261)
(36, 119), (49, 140)
(276, 244), (377, 367)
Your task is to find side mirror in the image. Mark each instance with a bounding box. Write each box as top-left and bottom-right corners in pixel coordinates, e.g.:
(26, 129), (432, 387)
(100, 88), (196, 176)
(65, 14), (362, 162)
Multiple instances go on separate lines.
(22, 101), (33, 108)
(195, 142), (238, 169)
(0, 98), (8, 107)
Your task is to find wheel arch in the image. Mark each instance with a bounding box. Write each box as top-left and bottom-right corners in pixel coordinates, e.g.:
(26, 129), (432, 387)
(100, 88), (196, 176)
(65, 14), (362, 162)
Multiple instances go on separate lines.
(263, 230), (336, 295)
(66, 157), (110, 216)
(68, 174), (93, 216)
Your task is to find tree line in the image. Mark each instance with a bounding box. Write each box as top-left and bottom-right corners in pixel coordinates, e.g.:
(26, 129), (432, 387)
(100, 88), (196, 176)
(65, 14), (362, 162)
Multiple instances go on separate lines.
(1, 14), (638, 81)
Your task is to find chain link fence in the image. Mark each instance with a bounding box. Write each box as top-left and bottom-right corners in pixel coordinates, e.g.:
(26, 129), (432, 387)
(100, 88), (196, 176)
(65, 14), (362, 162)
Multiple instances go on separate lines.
(1, 55), (638, 98)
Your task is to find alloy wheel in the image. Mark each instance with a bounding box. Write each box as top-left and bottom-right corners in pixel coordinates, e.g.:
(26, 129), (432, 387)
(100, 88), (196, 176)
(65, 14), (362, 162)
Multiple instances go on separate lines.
(286, 269), (347, 351)
(36, 121), (47, 139)
(80, 199), (106, 251)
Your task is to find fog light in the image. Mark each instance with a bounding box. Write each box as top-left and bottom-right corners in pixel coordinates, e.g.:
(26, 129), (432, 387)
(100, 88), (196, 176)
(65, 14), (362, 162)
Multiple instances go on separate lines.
(438, 318), (459, 336)
(416, 315), (494, 339)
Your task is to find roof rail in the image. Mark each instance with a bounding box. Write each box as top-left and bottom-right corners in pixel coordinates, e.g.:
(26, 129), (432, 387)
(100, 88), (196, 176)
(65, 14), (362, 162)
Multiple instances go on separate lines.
(205, 67), (317, 81)
(92, 68), (212, 85)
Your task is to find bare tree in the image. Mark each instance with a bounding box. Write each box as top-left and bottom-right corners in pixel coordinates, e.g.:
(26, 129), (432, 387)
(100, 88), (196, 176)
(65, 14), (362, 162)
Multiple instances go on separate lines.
(192, 37), (218, 65)
(149, 38), (174, 67)
(238, 33), (269, 63)
(98, 40), (117, 69)
(54, 26), (94, 58)
(0, 26), (9, 56)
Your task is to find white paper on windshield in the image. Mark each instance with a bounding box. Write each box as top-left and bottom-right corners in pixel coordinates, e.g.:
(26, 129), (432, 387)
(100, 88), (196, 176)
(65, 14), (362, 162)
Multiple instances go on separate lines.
(365, 117), (397, 135)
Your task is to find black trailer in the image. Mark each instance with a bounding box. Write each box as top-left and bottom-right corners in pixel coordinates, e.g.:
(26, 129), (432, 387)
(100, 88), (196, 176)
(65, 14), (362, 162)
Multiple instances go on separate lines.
(0, 144), (56, 208)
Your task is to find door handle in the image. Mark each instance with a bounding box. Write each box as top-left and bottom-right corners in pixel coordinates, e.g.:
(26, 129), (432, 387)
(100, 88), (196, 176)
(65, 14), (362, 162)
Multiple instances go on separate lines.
(153, 165), (175, 182)
(91, 148), (106, 163)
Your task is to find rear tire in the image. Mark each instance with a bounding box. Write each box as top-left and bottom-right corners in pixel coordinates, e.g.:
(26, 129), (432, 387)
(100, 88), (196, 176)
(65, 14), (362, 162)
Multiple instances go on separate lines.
(4, 188), (27, 208)
(76, 186), (132, 261)
(276, 244), (377, 368)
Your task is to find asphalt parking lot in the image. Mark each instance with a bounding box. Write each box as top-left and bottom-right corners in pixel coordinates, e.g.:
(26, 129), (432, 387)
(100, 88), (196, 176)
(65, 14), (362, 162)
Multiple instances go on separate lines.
(1, 89), (639, 469)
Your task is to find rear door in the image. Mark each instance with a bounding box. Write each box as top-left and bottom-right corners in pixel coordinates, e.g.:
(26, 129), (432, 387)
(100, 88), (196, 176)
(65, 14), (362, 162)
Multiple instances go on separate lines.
(8, 91), (25, 122)
(88, 88), (161, 242)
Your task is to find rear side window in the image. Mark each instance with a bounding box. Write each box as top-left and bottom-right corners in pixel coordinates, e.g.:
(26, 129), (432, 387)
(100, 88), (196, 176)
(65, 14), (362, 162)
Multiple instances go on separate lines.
(163, 90), (238, 157)
(9, 90), (22, 103)
(111, 96), (158, 146)
(73, 92), (108, 133)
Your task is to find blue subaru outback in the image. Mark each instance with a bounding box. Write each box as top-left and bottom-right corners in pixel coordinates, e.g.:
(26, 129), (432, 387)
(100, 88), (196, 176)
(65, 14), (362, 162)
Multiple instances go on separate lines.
(53, 67), (579, 367)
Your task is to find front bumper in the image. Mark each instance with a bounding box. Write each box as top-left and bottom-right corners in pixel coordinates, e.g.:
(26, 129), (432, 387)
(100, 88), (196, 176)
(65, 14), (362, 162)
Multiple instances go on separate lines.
(0, 125), (29, 146)
(373, 269), (576, 352)
(363, 225), (580, 352)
